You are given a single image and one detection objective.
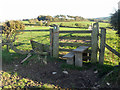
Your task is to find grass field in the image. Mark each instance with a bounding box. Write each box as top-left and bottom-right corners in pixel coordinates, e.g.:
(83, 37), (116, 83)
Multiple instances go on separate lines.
(3, 24), (119, 65)
(2, 21), (120, 88)
(22, 20), (111, 28)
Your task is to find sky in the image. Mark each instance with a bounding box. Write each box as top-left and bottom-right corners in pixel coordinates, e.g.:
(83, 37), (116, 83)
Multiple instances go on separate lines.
(0, 0), (119, 22)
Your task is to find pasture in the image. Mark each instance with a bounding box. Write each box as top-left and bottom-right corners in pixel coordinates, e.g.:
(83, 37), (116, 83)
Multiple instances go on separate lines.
(2, 21), (120, 88)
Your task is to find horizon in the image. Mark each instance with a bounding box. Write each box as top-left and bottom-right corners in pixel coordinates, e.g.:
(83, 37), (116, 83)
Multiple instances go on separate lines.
(0, 0), (119, 22)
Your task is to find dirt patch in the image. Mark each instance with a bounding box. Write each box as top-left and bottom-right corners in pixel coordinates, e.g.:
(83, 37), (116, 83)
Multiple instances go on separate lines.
(3, 58), (100, 88)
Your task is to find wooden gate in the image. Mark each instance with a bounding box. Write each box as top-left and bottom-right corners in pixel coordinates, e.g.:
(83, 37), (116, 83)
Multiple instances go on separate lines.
(50, 23), (99, 63)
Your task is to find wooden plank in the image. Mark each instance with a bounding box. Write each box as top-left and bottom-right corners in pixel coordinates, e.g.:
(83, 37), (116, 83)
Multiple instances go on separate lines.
(75, 52), (83, 67)
(63, 52), (75, 58)
(73, 46), (89, 53)
(59, 36), (91, 40)
(59, 54), (91, 59)
(99, 28), (106, 64)
(67, 58), (74, 65)
(59, 43), (91, 47)
(59, 30), (92, 33)
(59, 49), (91, 53)
(105, 44), (120, 57)
(59, 49), (73, 52)
(91, 23), (99, 63)
(18, 29), (49, 32)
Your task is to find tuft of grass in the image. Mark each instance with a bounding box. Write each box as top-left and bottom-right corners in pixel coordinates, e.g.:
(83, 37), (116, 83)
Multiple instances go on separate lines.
(61, 62), (92, 71)
(99, 66), (120, 87)
(2, 48), (27, 64)
(94, 64), (114, 78)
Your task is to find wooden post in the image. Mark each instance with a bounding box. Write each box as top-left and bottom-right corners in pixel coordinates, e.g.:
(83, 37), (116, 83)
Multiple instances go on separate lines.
(99, 28), (106, 64)
(67, 58), (74, 65)
(91, 22), (99, 63)
(53, 25), (59, 58)
(50, 28), (53, 56)
(75, 52), (82, 67)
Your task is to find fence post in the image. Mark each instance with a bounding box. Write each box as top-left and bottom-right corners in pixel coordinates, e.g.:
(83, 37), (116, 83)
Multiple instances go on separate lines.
(99, 28), (106, 64)
(50, 28), (53, 57)
(91, 22), (99, 63)
(52, 25), (59, 58)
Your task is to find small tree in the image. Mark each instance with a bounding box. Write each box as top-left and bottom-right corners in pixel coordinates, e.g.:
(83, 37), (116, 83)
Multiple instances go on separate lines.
(110, 10), (120, 36)
(2, 20), (25, 51)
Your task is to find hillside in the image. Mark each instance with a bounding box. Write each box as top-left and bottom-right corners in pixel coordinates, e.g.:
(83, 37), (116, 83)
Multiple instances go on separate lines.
(94, 17), (110, 20)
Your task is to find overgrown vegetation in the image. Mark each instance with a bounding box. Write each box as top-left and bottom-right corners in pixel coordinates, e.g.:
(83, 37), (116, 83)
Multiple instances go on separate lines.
(2, 20), (25, 51)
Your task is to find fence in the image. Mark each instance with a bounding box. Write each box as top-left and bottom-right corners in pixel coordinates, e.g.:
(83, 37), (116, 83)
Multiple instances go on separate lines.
(1, 23), (120, 65)
(99, 28), (120, 65)
(50, 23), (120, 65)
(50, 23), (100, 63)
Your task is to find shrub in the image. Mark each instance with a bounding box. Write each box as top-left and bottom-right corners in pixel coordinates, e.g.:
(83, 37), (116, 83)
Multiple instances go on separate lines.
(2, 20), (25, 51)
(75, 23), (82, 27)
(75, 23), (78, 26)
(110, 10), (120, 36)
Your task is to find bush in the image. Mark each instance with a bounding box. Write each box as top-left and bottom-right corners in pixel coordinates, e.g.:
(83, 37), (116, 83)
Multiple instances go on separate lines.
(110, 10), (120, 36)
(75, 23), (82, 27)
(75, 23), (89, 28)
(2, 20), (25, 51)
(75, 23), (78, 26)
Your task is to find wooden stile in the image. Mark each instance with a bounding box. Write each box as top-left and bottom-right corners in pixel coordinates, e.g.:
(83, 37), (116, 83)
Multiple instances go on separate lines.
(50, 29), (53, 56)
(59, 36), (92, 40)
(52, 25), (59, 58)
(59, 30), (92, 33)
(91, 22), (99, 63)
(99, 28), (106, 64)
(73, 46), (89, 67)
(59, 43), (91, 47)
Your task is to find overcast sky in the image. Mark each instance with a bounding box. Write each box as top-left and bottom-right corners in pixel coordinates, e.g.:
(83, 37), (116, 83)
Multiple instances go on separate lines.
(0, 0), (119, 22)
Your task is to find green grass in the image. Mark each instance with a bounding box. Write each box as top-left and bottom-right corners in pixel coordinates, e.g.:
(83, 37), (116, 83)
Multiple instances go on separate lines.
(22, 21), (29, 24)
(25, 26), (50, 30)
(61, 62), (92, 71)
(22, 20), (111, 28)
(2, 23), (119, 66)
(51, 21), (111, 28)
(104, 29), (120, 66)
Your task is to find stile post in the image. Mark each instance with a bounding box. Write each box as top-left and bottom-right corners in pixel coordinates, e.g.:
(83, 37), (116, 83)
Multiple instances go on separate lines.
(75, 52), (83, 67)
(91, 22), (99, 63)
(99, 28), (106, 64)
(53, 25), (59, 58)
(50, 28), (53, 56)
